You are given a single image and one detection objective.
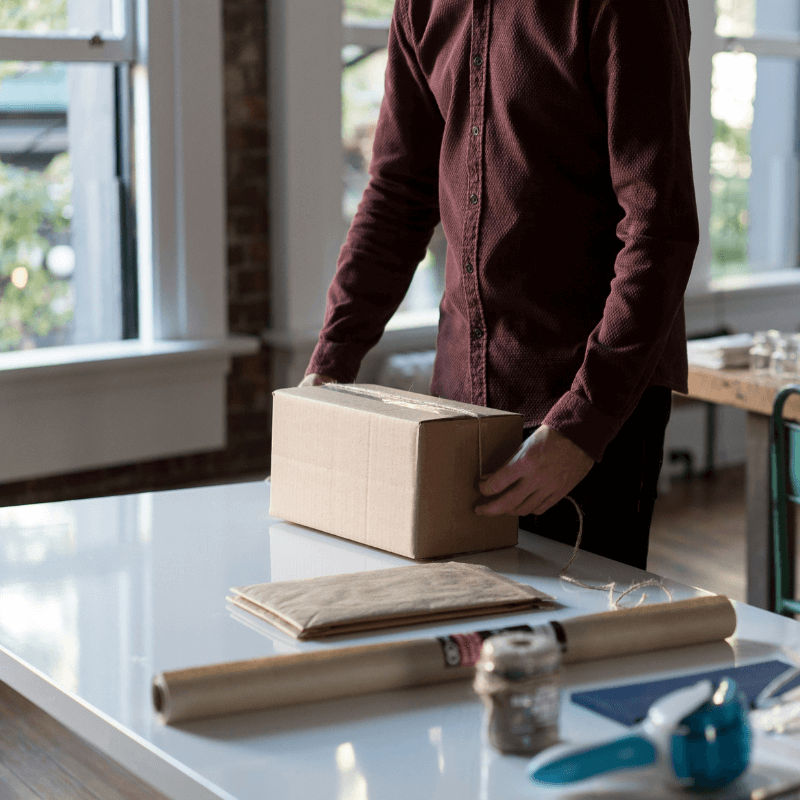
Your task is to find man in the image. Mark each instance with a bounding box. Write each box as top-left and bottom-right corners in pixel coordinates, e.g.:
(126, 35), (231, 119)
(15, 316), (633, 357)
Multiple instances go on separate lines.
(302, 0), (698, 570)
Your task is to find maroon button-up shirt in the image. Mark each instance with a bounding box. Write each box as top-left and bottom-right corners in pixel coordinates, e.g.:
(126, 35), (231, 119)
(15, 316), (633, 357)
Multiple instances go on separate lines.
(308, 0), (699, 462)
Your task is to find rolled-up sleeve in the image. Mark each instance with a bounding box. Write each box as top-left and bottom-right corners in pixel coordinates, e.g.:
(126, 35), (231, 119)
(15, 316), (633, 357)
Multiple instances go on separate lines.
(307, 0), (444, 382)
(542, 0), (699, 461)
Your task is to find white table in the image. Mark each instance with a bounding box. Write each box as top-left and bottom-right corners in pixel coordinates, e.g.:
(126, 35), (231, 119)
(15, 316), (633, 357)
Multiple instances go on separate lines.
(1, 480), (800, 800)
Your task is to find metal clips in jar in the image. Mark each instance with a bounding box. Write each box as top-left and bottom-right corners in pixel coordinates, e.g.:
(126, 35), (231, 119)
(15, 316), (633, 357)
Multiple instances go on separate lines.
(473, 627), (562, 755)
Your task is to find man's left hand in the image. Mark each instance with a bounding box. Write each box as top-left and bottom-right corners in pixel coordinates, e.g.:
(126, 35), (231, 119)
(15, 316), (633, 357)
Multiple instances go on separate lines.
(476, 425), (594, 517)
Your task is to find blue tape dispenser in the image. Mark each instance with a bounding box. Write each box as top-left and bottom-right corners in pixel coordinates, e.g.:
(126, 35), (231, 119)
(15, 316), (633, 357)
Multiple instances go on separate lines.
(529, 678), (751, 790)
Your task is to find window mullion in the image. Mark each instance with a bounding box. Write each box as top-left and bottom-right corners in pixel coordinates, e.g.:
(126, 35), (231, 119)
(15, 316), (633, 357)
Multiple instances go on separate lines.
(343, 22), (389, 49)
(0, 33), (134, 64)
(685, 0), (716, 292)
(715, 34), (800, 59)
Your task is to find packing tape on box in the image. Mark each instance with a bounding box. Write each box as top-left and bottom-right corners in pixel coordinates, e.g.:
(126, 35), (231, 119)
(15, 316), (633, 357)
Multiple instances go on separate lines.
(152, 594), (736, 725)
(321, 384), (491, 477)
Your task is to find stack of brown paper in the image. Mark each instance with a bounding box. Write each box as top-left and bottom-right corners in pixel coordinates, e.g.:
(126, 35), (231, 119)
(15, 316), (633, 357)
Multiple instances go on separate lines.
(228, 562), (555, 639)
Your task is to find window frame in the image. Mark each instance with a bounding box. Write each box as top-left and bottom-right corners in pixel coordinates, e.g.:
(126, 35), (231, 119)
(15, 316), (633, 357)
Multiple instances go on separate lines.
(0, 0), (257, 484)
(689, 0), (800, 288)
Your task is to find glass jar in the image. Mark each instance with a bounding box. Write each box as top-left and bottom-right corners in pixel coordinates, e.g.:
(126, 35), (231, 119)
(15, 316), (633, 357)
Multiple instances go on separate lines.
(749, 331), (773, 374)
(473, 627), (561, 755)
(770, 335), (800, 378)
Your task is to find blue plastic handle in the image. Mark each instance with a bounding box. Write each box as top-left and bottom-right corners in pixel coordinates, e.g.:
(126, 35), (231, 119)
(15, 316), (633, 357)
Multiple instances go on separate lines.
(530, 735), (658, 785)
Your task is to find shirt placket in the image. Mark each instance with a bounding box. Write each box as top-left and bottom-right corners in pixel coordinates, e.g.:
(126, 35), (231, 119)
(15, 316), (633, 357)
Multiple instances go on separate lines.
(463, 0), (491, 407)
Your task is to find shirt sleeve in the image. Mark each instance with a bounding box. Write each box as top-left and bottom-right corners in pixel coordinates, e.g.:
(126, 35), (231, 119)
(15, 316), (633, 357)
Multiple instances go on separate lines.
(306, 0), (444, 383)
(541, 0), (699, 462)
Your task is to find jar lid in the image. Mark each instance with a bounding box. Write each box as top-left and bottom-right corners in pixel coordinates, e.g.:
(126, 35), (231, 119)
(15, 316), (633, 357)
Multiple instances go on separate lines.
(476, 627), (561, 681)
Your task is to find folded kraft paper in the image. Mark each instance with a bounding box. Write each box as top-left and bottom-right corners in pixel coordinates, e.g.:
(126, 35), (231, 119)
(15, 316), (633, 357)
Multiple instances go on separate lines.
(268, 384), (523, 559)
(228, 561), (555, 639)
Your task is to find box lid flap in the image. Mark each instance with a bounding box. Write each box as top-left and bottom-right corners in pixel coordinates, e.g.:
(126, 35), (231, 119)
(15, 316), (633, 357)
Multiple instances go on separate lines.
(274, 384), (521, 424)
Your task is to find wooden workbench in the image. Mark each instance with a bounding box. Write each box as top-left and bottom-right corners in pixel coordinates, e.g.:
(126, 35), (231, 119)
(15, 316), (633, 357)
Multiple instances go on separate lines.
(682, 365), (800, 610)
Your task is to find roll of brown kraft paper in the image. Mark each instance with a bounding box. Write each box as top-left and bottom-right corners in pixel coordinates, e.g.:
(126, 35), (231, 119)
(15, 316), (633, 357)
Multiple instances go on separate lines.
(555, 594), (737, 665)
(153, 594), (736, 724)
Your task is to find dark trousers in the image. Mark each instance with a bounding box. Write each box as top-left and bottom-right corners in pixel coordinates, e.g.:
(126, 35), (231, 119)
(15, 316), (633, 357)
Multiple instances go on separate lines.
(518, 385), (673, 570)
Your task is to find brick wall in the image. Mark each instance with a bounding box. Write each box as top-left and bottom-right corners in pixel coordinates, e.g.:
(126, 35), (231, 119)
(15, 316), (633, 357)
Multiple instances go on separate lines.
(0, 0), (273, 507)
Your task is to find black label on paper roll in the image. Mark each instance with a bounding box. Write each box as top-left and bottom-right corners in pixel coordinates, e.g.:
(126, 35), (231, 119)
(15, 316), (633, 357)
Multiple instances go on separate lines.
(437, 625), (534, 668)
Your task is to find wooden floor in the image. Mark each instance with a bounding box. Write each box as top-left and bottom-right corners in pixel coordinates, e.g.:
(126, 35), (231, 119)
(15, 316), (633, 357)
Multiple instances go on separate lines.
(0, 464), (755, 798)
(0, 681), (170, 800)
(648, 463), (748, 602)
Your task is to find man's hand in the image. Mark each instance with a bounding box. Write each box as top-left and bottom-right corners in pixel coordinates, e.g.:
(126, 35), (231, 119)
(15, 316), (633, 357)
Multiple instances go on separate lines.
(298, 373), (336, 387)
(476, 425), (594, 517)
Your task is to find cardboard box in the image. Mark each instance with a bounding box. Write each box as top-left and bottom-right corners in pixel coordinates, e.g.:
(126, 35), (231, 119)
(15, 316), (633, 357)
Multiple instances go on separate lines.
(269, 384), (523, 559)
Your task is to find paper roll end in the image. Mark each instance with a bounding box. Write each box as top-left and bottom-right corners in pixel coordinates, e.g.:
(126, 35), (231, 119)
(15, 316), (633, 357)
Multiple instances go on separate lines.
(152, 675), (169, 721)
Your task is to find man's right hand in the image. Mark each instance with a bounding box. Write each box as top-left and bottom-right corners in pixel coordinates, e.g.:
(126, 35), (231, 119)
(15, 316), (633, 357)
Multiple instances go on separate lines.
(298, 373), (336, 387)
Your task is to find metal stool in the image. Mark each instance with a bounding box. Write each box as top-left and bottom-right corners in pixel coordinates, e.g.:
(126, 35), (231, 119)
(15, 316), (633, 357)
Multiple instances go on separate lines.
(770, 384), (800, 616)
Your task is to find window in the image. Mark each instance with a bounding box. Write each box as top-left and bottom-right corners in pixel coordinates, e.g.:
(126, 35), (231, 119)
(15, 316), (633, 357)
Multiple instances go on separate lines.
(0, 0), (135, 352)
(709, 0), (800, 278)
(0, 0), (252, 484)
(342, 0), (444, 325)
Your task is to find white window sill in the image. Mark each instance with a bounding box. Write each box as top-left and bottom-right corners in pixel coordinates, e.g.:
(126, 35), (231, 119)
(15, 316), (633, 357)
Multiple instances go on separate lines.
(0, 337), (259, 484)
(688, 267), (800, 300)
(0, 337), (258, 380)
(266, 270), (800, 387)
(279, 269), (800, 348)
(384, 308), (439, 332)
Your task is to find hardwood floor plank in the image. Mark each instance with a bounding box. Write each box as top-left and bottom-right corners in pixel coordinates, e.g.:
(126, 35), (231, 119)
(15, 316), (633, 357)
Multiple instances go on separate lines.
(0, 761), (39, 800)
(0, 683), (170, 800)
(0, 721), (99, 800)
(649, 465), (748, 602)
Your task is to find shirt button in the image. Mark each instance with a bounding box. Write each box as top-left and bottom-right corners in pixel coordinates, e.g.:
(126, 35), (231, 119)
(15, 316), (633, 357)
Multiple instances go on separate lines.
(465, 262), (474, 273)
(471, 327), (484, 340)
(469, 193), (478, 205)
(471, 125), (479, 136)
(472, 55), (483, 66)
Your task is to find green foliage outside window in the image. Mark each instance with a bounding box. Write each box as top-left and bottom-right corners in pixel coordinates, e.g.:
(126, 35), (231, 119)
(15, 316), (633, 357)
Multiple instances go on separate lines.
(343, 0), (394, 21)
(0, 0), (68, 33)
(710, 117), (751, 278)
(0, 154), (73, 351)
(1, 0), (74, 351)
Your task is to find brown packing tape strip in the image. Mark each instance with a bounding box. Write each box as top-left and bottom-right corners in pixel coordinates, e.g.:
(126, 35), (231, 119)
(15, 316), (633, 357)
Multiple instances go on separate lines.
(153, 595), (736, 725)
(319, 384), (495, 420)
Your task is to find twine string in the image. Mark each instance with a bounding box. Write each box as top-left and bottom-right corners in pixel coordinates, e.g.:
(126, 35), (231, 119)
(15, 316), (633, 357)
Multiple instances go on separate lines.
(559, 495), (673, 609)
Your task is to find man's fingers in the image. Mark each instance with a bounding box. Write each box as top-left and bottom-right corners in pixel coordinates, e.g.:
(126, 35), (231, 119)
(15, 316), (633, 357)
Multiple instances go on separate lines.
(478, 461), (524, 497)
(476, 483), (536, 517)
(515, 491), (560, 517)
